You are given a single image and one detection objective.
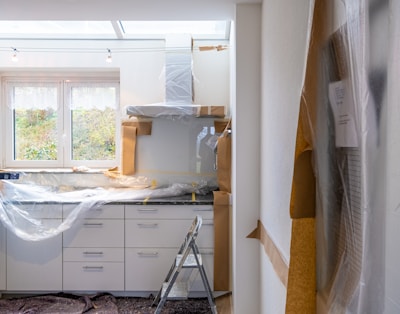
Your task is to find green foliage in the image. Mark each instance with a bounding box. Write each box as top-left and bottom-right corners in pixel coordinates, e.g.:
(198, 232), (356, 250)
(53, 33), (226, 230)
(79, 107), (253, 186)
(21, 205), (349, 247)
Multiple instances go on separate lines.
(15, 109), (58, 161)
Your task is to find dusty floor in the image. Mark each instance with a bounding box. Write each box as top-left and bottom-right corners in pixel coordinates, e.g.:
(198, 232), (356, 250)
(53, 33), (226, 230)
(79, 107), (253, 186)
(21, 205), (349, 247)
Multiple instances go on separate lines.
(0, 292), (232, 314)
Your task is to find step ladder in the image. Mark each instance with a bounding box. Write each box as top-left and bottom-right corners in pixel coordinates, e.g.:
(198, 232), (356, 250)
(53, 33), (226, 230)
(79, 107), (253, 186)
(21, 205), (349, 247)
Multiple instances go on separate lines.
(152, 215), (217, 314)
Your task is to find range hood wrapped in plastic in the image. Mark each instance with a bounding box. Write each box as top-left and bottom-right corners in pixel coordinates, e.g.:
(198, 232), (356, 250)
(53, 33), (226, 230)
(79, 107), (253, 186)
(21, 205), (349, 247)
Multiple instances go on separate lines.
(125, 34), (225, 118)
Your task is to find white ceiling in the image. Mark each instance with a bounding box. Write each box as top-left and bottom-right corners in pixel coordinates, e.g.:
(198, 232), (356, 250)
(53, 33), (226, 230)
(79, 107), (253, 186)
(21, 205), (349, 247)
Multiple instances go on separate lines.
(0, 0), (262, 21)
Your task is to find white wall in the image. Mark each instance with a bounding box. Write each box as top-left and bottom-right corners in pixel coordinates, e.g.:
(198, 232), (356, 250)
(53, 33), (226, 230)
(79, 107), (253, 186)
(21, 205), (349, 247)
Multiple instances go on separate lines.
(233, 4), (261, 314)
(260, 0), (314, 313)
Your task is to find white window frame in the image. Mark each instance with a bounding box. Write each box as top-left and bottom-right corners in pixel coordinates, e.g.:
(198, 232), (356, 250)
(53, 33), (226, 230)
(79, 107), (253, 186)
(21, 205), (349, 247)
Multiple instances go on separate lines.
(2, 76), (120, 169)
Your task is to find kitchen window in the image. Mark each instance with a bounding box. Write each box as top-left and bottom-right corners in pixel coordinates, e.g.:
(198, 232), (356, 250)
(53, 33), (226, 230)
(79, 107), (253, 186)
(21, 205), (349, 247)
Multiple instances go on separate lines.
(2, 77), (120, 169)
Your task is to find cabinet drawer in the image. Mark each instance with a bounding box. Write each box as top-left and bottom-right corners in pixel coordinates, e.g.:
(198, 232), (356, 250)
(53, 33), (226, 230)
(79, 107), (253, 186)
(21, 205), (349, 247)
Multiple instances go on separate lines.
(125, 248), (214, 292)
(63, 204), (124, 219)
(63, 248), (124, 262)
(63, 262), (124, 291)
(125, 205), (213, 220)
(18, 203), (62, 219)
(125, 219), (214, 248)
(63, 219), (124, 248)
(125, 248), (177, 291)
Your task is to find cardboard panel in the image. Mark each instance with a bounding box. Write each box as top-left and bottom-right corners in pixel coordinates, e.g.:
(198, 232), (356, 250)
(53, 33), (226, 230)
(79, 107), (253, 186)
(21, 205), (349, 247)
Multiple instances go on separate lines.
(121, 125), (137, 175)
(213, 191), (231, 291)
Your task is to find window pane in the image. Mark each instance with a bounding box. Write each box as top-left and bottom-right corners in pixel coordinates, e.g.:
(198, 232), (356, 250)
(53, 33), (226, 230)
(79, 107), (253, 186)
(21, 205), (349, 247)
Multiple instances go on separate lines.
(13, 86), (58, 161)
(70, 86), (117, 161)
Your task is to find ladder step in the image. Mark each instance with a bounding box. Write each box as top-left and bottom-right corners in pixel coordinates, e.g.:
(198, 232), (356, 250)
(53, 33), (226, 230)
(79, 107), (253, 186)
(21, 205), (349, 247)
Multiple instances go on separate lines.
(176, 253), (202, 267)
(162, 282), (189, 300)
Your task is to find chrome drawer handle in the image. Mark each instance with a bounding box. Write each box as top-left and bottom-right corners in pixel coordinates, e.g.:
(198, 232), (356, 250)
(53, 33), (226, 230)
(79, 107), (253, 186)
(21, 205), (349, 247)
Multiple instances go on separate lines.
(137, 223), (158, 228)
(137, 208), (158, 212)
(83, 266), (104, 270)
(201, 223), (214, 226)
(83, 223), (104, 226)
(193, 208), (212, 211)
(137, 251), (159, 257)
(83, 251), (104, 255)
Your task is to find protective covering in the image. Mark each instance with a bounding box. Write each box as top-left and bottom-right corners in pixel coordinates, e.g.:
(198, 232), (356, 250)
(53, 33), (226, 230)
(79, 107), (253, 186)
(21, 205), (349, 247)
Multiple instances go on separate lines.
(302, 0), (389, 313)
(0, 174), (216, 242)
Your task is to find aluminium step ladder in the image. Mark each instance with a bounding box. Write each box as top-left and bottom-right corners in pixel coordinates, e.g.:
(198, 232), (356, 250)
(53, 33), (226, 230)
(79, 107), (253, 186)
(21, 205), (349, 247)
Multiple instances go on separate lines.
(152, 215), (217, 314)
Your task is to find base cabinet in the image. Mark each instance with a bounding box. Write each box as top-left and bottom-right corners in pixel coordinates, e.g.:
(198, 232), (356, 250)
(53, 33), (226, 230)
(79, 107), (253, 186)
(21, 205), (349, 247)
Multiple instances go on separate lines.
(6, 204), (63, 291)
(2, 203), (215, 294)
(0, 224), (6, 290)
(7, 226), (62, 291)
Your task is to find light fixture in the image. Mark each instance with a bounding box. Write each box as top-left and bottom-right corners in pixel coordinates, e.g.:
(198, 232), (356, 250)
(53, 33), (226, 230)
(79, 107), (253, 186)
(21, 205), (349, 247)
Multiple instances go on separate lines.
(106, 48), (112, 63)
(11, 47), (18, 62)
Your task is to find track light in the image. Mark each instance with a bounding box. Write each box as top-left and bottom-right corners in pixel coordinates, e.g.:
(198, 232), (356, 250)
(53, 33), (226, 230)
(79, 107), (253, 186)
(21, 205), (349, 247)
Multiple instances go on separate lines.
(106, 48), (112, 63)
(11, 48), (18, 62)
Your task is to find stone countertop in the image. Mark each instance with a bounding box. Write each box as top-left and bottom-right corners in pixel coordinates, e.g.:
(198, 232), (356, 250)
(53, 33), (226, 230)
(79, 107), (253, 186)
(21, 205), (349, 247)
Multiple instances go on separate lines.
(13, 192), (214, 205)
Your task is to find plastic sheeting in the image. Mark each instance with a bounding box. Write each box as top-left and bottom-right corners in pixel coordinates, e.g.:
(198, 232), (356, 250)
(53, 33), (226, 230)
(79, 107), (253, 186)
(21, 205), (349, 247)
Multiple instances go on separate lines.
(302, 0), (389, 313)
(0, 175), (216, 242)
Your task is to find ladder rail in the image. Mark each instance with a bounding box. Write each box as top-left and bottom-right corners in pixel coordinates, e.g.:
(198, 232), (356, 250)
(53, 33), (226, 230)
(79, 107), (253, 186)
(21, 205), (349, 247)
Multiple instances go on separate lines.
(152, 215), (218, 314)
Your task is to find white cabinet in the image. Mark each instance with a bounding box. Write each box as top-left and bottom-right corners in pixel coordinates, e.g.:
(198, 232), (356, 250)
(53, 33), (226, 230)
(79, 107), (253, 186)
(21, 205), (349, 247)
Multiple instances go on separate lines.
(125, 204), (214, 292)
(0, 223), (6, 290)
(6, 204), (63, 291)
(62, 204), (124, 291)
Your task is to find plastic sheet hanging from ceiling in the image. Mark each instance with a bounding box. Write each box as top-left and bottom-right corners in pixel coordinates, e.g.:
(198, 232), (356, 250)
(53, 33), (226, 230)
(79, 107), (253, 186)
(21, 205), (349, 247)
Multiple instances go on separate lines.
(299, 0), (390, 313)
(0, 172), (215, 242)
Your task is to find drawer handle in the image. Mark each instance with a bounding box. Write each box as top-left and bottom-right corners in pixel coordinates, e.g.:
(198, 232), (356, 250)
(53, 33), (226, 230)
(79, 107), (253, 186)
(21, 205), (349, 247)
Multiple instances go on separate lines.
(83, 223), (104, 227)
(137, 251), (159, 257)
(83, 251), (104, 255)
(201, 223), (214, 226)
(83, 266), (104, 271)
(137, 223), (158, 228)
(138, 208), (158, 212)
(193, 208), (213, 212)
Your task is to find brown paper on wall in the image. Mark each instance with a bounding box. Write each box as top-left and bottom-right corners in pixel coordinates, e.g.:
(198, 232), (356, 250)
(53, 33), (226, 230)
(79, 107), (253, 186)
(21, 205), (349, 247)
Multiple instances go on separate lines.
(285, 218), (316, 314)
(247, 220), (289, 287)
(216, 121), (231, 193)
(284, 0), (329, 312)
(213, 191), (231, 291)
(121, 125), (137, 175)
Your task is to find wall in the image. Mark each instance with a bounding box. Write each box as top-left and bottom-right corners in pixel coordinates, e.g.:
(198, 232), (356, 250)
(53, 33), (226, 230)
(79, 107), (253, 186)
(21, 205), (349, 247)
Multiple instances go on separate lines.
(233, 4), (261, 314)
(0, 38), (230, 186)
(260, 0), (314, 313)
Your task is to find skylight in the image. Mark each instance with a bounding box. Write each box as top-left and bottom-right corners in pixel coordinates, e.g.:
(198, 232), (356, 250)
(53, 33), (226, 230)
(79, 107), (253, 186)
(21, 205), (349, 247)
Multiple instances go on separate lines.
(0, 21), (230, 40)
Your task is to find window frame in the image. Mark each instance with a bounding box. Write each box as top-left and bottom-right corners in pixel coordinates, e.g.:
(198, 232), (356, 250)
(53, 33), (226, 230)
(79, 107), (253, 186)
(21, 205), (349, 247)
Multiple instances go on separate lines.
(2, 75), (120, 169)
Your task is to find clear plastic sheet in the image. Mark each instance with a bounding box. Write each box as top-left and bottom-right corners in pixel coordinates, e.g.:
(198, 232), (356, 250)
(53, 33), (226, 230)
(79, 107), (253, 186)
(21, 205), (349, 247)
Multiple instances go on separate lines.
(304, 0), (389, 313)
(0, 175), (216, 242)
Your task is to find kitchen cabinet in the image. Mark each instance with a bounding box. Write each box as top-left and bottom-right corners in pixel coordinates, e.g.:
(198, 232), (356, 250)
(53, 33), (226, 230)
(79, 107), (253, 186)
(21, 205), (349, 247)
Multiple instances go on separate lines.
(0, 223), (5, 291)
(125, 204), (214, 292)
(62, 204), (124, 291)
(1, 200), (215, 295)
(6, 204), (63, 291)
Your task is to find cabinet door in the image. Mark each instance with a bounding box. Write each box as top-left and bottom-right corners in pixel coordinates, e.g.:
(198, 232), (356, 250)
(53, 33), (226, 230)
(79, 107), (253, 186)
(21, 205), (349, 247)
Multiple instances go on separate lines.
(0, 223), (5, 290)
(6, 219), (62, 291)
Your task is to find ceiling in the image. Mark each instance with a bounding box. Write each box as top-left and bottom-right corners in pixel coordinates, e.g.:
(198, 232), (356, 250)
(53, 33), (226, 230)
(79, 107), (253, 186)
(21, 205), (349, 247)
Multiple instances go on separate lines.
(0, 0), (262, 21)
(0, 20), (231, 40)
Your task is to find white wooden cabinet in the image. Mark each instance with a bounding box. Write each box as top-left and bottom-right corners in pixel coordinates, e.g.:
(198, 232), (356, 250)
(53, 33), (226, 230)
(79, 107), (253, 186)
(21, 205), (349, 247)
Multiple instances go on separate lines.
(2, 202), (214, 294)
(125, 204), (214, 292)
(6, 204), (63, 291)
(62, 204), (124, 291)
(0, 222), (6, 290)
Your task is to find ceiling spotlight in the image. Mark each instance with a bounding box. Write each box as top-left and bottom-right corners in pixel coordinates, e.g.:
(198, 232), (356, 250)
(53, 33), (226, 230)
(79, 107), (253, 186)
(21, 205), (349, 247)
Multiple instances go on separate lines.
(11, 48), (18, 62)
(106, 49), (112, 63)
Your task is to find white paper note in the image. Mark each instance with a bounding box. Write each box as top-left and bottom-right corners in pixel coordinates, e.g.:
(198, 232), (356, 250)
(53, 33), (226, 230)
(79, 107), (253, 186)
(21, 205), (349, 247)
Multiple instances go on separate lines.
(328, 80), (359, 147)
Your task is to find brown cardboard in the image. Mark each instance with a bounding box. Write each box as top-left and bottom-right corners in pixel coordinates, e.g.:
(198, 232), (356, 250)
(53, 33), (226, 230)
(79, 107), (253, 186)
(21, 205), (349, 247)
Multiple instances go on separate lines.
(290, 149), (315, 219)
(214, 120), (230, 133)
(198, 105), (225, 117)
(285, 218), (316, 314)
(122, 120), (152, 135)
(213, 191), (231, 291)
(216, 120), (232, 193)
(121, 125), (137, 175)
(247, 220), (289, 287)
